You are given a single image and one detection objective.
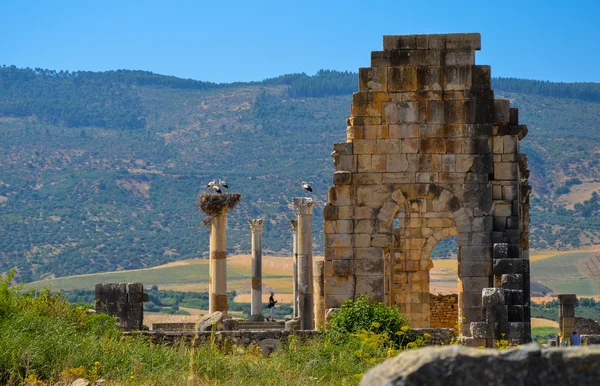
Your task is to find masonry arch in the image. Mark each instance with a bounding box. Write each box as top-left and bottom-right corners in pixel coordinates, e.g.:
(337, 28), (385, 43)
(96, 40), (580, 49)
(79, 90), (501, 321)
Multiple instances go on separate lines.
(374, 183), (488, 334)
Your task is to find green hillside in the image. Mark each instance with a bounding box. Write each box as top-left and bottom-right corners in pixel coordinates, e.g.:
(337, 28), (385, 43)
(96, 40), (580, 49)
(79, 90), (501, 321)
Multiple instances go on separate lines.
(1, 65), (600, 283)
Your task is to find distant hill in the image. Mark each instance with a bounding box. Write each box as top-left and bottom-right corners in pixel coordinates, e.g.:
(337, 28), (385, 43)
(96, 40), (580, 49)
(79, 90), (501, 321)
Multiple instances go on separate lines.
(1, 65), (600, 283)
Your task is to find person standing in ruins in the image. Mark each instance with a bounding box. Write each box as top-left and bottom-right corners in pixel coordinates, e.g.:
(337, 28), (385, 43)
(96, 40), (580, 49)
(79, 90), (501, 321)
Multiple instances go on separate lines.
(266, 291), (277, 321)
(571, 331), (581, 346)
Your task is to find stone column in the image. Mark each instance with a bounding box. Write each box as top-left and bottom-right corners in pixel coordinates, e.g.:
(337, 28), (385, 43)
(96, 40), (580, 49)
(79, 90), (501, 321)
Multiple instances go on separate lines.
(291, 219), (299, 318)
(249, 219), (264, 321)
(559, 294), (577, 345)
(210, 213), (228, 316)
(293, 197), (315, 330)
(314, 260), (325, 328)
(198, 193), (241, 317)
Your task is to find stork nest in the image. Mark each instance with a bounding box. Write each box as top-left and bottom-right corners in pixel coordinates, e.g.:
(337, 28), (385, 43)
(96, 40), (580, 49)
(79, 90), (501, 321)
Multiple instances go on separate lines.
(197, 193), (241, 216)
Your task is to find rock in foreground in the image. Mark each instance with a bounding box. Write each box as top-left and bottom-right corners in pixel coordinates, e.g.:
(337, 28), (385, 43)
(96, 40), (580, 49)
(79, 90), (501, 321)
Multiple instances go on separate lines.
(360, 343), (600, 386)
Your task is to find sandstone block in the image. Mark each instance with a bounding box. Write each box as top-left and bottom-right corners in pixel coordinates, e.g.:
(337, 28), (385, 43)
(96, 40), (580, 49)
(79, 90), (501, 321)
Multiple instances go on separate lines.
(355, 219), (375, 234)
(425, 100), (445, 124)
(389, 123), (419, 138)
(355, 247), (383, 260)
(443, 66), (472, 91)
(458, 277), (491, 292)
(333, 171), (352, 185)
(493, 243), (509, 259)
(334, 154), (355, 172)
(383, 102), (421, 123)
(357, 154), (372, 172)
(357, 185), (391, 206)
(354, 234), (371, 248)
(388, 67), (418, 92)
(445, 33), (481, 50)
(460, 245), (492, 261)
(504, 135), (518, 153)
(500, 274), (523, 290)
(461, 290), (484, 308)
(471, 65), (491, 90)
(417, 66), (442, 91)
(510, 108), (519, 125)
(359, 67), (387, 93)
(325, 233), (353, 248)
(328, 185), (352, 206)
(493, 100), (510, 124)
(354, 259), (384, 275)
(337, 205), (354, 220)
(372, 234), (392, 247)
(493, 202), (513, 217)
(324, 219), (353, 234)
(382, 172), (415, 184)
(324, 247), (353, 260)
(364, 124), (389, 139)
(459, 260), (492, 276)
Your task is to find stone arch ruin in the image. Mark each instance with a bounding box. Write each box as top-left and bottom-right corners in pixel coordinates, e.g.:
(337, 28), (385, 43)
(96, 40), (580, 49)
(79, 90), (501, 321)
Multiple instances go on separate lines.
(323, 33), (531, 340)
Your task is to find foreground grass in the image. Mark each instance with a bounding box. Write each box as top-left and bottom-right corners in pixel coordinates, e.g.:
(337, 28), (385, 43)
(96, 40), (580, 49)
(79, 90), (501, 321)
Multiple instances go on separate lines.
(2, 271), (418, 385)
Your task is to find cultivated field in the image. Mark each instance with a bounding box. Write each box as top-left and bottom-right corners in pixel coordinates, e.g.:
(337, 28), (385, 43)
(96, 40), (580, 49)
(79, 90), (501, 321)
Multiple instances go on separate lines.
(23, 245), (600, 303)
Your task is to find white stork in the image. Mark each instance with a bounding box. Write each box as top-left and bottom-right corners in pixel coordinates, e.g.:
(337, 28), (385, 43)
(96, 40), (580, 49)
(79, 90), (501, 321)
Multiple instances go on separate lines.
(212, 185), (223, 194)
(206, 180), (216, 189)
(302, 181), (313, 193)
(219, 179), (229, 189)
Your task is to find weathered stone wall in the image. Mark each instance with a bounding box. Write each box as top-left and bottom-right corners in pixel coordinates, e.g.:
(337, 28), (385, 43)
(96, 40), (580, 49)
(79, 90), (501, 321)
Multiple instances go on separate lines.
(126, 328), (452, 347)
(576, 317), (600, 335)
(413, 328), (455, 345)
(95, 282), (148, 330)
(323, 33), (531, 340)
(126, 330), (320, 347)
(429, 293), (458, 328)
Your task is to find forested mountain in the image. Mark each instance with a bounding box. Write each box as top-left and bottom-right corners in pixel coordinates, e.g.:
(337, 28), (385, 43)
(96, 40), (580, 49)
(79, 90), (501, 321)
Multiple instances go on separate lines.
(1, 65), (599, 282)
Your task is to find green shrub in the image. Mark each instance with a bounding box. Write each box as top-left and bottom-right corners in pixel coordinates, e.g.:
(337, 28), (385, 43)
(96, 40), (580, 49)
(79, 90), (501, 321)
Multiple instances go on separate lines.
(327, 294), (417, 348)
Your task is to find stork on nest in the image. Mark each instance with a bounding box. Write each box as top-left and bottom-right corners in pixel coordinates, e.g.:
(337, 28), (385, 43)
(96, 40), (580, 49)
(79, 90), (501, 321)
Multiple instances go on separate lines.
(197, 193), (241, 217)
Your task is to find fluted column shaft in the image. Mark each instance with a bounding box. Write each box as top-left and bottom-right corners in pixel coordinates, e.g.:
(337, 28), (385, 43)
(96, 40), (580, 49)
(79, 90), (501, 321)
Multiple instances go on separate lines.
(249, 219), (264, 321)
(293, 197), (315, 330)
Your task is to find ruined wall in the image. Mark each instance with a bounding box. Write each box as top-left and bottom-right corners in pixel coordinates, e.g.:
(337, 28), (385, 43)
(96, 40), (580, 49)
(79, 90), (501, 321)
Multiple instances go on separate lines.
(324, 33), (530, 340)
(430, 293), (459, 328)
(95, 283), (148, 330)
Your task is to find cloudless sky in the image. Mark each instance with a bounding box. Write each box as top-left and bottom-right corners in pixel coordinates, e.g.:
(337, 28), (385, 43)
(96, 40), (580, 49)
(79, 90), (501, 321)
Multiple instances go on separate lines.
(1, 0), (598, 83)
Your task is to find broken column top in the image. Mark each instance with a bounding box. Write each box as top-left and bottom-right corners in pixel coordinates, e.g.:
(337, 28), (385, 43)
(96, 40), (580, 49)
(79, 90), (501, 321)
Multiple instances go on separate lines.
(382, 33), (481, 51)
(249, 218), (264, 231)
(197, 193), (241, 216)
(558, 294), (578, 305)
(292, 197), (315, 214)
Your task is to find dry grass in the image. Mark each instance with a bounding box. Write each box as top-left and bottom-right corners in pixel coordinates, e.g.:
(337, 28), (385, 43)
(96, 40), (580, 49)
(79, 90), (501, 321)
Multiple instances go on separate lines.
(531, 317), (559, 328)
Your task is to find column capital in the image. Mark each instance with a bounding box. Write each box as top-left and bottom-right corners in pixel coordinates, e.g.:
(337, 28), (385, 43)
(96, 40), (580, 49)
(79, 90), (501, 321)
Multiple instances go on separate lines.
(292, 197), (315, 215)
(290, 219), (298, 232)
(248, 219), (264, 232)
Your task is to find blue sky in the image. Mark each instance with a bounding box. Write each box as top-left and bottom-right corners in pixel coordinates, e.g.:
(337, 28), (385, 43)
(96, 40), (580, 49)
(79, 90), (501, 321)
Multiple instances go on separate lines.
(1, 0), (598, 83)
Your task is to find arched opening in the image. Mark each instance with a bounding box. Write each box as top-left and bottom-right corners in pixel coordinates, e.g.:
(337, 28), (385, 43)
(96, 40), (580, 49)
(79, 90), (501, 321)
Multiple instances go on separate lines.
(430, 236), (458, 294)
(385, 197), (459, 328)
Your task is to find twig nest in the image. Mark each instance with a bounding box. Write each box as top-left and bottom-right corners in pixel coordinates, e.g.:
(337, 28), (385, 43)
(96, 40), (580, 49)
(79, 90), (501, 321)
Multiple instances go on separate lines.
(197, 193), (241, 216)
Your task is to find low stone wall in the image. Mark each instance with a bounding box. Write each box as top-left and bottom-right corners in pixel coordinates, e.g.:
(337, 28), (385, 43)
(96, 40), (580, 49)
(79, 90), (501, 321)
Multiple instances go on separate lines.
(413, 328), (455, 345)
(125, 330), (320, 347)
(125, 328), (455, 347)
(429, 293), (458, 329)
